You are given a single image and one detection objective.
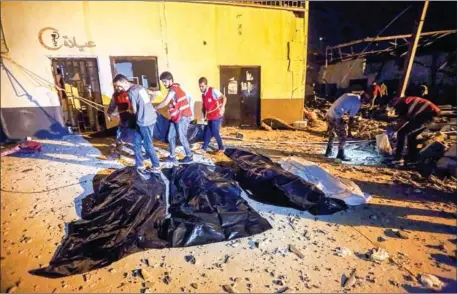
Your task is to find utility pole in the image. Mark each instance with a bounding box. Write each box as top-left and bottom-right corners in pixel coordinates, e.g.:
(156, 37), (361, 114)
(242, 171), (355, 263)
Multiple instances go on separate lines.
(397, 0), (429, 97)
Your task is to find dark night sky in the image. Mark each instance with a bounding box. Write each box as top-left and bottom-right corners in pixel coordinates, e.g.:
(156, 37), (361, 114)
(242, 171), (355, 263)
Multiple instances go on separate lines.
(308, 1), (458, 51)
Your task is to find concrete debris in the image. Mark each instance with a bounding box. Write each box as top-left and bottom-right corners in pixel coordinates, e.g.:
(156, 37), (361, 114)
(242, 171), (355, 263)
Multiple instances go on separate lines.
(276, 286), (289, 293)
(342, 269), (357, 288)
(248, 240), (259, 249)
(185, 255), (196, 264)
(335, 247), (353, 257)
(420, 273), (445, 290)
(292, 121), (308, 130)
(377, 236), (387, 242)
(288, 245), (304, 259)
(140, 259), (150, 267)
(391, 229), (409, 239)
(368, 248), (389, 263)
(222, 284), (237, 293)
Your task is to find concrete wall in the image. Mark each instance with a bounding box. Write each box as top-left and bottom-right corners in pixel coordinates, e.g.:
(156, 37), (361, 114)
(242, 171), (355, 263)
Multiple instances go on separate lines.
(318, 58), (366, 89)
(0, 1), (307, 139)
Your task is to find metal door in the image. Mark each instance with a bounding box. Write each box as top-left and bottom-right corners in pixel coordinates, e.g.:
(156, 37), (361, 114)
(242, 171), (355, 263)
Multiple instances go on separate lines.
(219, 66), (261, 127)
(51, 58), (105, 133)
(219, 67), (242, 126)
(240, 67), (261, 127)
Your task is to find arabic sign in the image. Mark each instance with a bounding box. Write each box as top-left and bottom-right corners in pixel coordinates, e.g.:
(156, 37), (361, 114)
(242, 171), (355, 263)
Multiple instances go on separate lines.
(38, 27), (96, 52)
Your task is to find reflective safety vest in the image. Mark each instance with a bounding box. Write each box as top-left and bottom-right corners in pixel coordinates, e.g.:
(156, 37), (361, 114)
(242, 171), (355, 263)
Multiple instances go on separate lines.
(404, 96), (440, 118)
(113, 91), (131, 112)
(202, 87), (222, 121)
(168, 83), (192, 123)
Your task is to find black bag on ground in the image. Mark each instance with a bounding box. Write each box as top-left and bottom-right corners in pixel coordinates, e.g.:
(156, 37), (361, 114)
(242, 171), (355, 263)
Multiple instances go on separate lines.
(29, 167), (168, 278)
(30, 164), (271, 278)
(160, 164), (272, 247)
(224, 148), (348, 215)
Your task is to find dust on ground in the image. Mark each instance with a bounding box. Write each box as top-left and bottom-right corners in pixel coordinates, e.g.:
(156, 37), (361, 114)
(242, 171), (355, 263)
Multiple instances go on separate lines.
(1, 127), (456, 293)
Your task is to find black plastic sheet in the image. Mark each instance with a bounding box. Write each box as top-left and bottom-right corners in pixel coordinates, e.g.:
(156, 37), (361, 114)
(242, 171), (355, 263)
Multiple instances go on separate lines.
(29, 167), (168, 278)
(224, 148), (348, 215)
(30, 164), (271, 278)
(161, 164), (272, 247)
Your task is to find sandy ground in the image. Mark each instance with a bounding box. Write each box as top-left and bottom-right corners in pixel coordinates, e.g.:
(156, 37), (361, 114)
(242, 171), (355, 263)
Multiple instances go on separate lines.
(0, 127), (456, 293)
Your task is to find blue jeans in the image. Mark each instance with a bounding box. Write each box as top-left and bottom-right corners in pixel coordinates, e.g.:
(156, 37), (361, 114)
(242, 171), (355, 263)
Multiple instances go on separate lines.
(202, 118), (224, 151)
(134, 124), (160, 168)
(168, 116), (192, 158)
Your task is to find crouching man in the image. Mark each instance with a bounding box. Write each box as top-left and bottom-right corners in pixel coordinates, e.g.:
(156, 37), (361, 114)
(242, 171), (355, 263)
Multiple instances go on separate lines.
(198, 77), (226, 154)
(390, 96), (440, 164)
(325, 91), (362, 161)
(155, 71), (194, 165)
(113, 74), (161, 173)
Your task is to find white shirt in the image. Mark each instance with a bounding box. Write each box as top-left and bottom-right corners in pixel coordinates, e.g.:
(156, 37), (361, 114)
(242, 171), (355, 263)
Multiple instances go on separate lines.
(326, 93), (361, 119)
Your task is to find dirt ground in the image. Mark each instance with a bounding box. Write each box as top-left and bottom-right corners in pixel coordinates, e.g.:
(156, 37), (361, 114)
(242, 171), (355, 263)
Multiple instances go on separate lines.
(1, 126), (456, 293)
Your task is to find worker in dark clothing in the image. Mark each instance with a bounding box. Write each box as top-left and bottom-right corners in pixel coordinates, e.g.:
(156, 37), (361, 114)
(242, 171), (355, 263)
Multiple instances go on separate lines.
(391, 96), (441, 164)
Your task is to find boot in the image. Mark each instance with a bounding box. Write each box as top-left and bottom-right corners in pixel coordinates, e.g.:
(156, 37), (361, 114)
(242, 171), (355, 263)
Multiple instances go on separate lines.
(336, 149), (351, 161)
(324, 145), (333, 157)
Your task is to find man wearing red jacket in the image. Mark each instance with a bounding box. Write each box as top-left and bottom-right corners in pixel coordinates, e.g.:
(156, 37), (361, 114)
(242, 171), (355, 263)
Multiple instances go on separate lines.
(391, 96), (441, 163)
(198, 77), (227, 154)
(156, 71), (194, 165)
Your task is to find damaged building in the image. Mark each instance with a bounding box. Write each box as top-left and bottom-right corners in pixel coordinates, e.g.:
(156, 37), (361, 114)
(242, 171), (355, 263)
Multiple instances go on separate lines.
(315, 29), (457, 105)
(0, 1), (308, 141)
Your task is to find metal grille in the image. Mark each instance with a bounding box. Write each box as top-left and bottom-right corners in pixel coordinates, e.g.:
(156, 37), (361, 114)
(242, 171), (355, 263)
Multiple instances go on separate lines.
(51, 58), (105, 133)
(193, 1), (306, 11)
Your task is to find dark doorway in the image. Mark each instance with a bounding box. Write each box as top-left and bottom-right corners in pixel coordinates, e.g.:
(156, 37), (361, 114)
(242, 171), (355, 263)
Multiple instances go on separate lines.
(219, 66), (261, 127)
(51, 58), (105, 133)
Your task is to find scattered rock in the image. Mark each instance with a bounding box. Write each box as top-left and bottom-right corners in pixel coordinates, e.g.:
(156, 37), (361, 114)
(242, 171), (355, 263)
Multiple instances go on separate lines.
(6, 286), (17, 293)
(141, 259), (150, 267)
(420, 274), (444, 290)
(162, 274), (171, 285)
(190, 283), (198, 289)
(335, 247), (353, 257)
(248, 241), (259, 249)
(391, 229), (409, 239)
(276, 286), (289, 293)
(369, 215), (378, 220)
(222, 284), (237, 293)
(367, 248), (389, 263)
(377, 236), (387, 242)
(288, 245), (304, 259)
(185, 255), (196, 264)
(223, 255), (230, 264)
(343, 269), (357, 288)
(132, 269), (145, 280)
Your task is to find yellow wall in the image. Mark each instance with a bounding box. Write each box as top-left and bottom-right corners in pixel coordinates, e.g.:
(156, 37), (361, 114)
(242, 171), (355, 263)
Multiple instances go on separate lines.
(1, 1), (307, 121)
